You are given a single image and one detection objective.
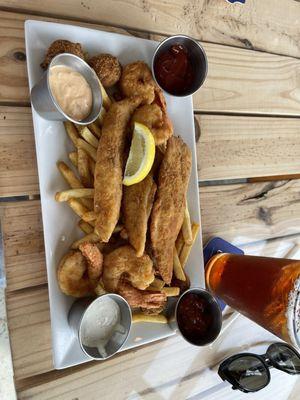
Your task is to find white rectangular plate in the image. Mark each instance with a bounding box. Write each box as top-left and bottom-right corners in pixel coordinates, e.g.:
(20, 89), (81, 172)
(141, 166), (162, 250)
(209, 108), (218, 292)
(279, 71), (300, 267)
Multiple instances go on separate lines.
(25, 20), (204, 369)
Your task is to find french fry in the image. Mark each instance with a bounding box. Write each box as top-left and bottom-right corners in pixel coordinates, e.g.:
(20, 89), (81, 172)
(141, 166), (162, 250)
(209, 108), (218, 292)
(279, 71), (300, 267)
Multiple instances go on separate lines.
(113, 224), (124, 233)
(57, 161), (93, 209)
(148, 277), (165, 291)
(88, 122), (101, 139)
(173, 247), (186, 281)
(180, 223), (200, 268)
(78, 147), (92, 187)
(182, 205), (193, 245)
(57, 161), (81, 188)
(68, 152), (78, 168)
(67, 199), (89, 219)
(78, 219), (94, 234)
(162, 287), (180, 297)
(77, 138), (97, 161)
(79, 126), (99, 148)
(97, 107), (107, 126)
(82, 210), (97, 222)
(98, 78), (112, 110)
(64, 121), (79, 146)
(175, 230), (184, 256)
(55, 188), (94, 202)
(71, 232), (100, 249)
(132, 313), (168, 324)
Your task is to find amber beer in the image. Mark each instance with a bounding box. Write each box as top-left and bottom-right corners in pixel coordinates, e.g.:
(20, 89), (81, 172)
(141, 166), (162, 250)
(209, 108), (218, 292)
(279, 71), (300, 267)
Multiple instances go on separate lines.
(205, 253), (300, 347)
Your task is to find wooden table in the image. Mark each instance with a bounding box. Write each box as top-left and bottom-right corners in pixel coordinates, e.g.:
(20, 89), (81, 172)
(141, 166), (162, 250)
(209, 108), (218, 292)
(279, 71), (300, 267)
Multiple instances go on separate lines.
(1, 1), (300, 398)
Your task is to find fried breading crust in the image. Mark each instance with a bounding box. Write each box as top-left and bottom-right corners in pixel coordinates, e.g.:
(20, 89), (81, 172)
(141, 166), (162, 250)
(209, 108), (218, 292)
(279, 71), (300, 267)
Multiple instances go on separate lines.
(41, 40), (84, 69)
(150, 136), (192, 284)
(123, 175), (157, 257)
(94, 97), (142, 242)
(88, 54), (121, 88)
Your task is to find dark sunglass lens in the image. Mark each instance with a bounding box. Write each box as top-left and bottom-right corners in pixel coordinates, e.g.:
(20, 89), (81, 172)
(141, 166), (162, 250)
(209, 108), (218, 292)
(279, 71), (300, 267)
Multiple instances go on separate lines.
(227, 356), (269, 392)
(268, 344), (300, 374)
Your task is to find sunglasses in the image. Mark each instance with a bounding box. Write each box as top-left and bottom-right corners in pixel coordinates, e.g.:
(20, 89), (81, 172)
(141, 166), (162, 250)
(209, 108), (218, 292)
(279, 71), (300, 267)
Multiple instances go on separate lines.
(218, 342), (300, 393)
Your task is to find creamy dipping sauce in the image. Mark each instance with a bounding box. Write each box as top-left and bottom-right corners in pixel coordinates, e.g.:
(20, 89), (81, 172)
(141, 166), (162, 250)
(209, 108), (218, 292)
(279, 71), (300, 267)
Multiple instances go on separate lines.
(49, 65), (92, 121)
(81, 296), (125, 358)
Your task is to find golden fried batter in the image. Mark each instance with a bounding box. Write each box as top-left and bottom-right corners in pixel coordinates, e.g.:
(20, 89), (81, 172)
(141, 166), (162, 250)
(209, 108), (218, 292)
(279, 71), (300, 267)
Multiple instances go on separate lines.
(132, 103), (173, 145)
(123, 175), (157, 257)
(102, 245), (155, 292)
(118, 282), (167, 309)
(94, 97), (142, 242)
(88, 54), (121, 88)
(120, 61), (157, 105)
(41, 40), (84, 69)
(150, 137), (192, 284)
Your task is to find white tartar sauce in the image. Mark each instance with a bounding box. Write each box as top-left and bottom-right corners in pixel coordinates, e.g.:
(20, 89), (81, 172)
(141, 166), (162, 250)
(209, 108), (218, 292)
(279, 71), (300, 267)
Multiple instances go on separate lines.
(81, 296), (125, 358)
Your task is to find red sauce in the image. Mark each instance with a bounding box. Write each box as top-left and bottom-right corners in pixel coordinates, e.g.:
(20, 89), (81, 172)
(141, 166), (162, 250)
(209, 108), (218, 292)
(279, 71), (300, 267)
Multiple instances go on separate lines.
(177, 293), (214, 344)
(154, 44), (194, 95)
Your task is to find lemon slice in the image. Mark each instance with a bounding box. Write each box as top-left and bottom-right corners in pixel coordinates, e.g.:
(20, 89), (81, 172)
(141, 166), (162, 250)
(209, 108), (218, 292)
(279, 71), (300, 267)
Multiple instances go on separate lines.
(123, 122), (155, 186)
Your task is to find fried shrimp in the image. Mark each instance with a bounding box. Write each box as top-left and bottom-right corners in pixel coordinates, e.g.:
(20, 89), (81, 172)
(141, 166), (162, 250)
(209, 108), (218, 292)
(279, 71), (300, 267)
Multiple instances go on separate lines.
(57, 243), (103, 297)
(118, 282), (167, 309)
(120, 61), (158, 105)
(88, 54), (121, 88)
(41, 40), (84, 69)
(79, 242), (103, 285)
(102, 245), (155, 292)
(132, 103), (173, 145)
(57, 251), (94, 297)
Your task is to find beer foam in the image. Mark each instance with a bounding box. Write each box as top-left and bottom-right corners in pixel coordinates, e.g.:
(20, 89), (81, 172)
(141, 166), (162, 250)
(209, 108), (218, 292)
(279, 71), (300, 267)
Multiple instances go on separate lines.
(286, 276), (300, 349)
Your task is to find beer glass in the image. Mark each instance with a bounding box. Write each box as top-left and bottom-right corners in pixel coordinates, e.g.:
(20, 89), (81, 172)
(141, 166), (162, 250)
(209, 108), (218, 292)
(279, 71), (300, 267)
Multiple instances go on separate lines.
(205, 253), (300, 347)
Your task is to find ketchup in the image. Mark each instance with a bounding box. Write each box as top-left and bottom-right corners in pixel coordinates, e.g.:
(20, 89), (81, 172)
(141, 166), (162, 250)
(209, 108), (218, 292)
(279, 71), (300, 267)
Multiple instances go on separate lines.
(154, 44), (194, 95)
(177, 293), (214, 345)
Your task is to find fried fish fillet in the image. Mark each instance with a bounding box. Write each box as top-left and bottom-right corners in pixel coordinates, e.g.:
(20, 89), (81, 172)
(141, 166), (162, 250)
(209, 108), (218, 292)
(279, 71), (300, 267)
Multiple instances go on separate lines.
(123, 175), (157, 257)
(150, 136), (192, 284)
(94, 97), (142, 242)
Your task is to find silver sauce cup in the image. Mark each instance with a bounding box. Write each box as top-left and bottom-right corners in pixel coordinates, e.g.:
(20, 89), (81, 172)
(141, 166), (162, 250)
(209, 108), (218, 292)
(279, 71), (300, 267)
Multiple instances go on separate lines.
(152, 35), (208, 97)
(169, 287), (222, 346)
(68, 294), (132, 360)
(31, 53), (102, 125)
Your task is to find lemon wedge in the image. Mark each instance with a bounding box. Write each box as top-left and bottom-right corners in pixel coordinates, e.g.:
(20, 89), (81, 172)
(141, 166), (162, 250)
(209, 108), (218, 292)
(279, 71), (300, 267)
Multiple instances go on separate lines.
(123, 122), (155, 186)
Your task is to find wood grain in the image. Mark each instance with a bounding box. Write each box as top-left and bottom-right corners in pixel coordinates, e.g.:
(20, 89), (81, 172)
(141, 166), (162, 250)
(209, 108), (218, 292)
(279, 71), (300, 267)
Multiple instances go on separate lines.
(1, 11), (300, 115)
(6, 286), (52, 380)
(200, 180), (300, 246)
(1, 108), (300, 198)
(0, 200), (46, 291)
(196, 115), (300, 180)
(1, 1), (300, 57)
(0, 107), (39, 196)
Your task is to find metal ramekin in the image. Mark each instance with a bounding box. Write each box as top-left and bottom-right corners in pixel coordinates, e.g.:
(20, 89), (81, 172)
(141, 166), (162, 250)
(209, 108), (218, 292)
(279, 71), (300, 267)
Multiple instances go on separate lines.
(31, 53), (102, 125)
(152, 35), (208, 97)
(172, 287), (222, 346)
(68, 294), (132, 360)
